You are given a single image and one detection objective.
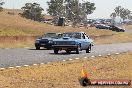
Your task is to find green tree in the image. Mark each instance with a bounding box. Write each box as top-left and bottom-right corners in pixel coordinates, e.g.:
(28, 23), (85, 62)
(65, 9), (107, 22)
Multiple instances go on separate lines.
(47, 0), (96, 22)
(128, 14), (132, 20)
(112, 6), (131, 22)
(0, 0), (4, 12)
(120, 8), (131, 21)
(21, 3), (44, 21)
(81, 1), (96, 20)
(65, 0), (96, 21)
(47, 0), (65, 16)
(114, 6), (123, 17)
(65, 0), (80, 21)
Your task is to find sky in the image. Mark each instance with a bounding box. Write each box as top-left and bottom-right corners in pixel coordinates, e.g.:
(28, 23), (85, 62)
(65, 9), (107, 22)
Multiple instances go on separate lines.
(2, 0), (132, 19)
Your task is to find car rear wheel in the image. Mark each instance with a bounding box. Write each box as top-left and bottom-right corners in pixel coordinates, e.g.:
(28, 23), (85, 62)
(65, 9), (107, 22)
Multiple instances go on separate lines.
(54, 48), (59, 54)
(76, 44), (81, 54)
(36, 46), (40, 50)
(86, 44), (91, 53)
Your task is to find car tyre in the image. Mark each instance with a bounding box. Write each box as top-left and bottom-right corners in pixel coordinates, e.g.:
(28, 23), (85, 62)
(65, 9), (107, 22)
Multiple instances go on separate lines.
(54, 48), (59, 54)
(76, 44), (81, 54)
(86, 44), (91, 53)
(36, 47), (40, 50)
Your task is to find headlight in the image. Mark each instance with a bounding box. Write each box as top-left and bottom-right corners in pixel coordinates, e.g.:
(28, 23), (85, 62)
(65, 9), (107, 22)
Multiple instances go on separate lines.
(49, 40), (53, 43)
(36, 39), (41, 41)
(35, 40), (39, 43)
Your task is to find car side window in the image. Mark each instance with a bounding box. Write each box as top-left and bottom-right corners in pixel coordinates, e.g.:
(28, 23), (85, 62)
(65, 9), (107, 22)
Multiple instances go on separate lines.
(82, 33), (85, 39)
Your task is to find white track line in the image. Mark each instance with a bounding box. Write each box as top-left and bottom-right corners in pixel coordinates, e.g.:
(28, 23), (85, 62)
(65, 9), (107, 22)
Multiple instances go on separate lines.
(33, 64), (37, 66)
(40, 63), (44, 65)
(24, 65), (29, 67)
(84, 57), (87, 58)
(0, 68), (5, 70)
(69, 59), (73, 61)
(75, 58), (79, 60)
(99, 55), (102, 57)
(9, 67), (14, 69)
(115, 53), (120, 55)
(16, 66), (21, 68)
(91, 56), (95, 58)
(107, 54), (111, 56)
(63, 60), (66, 62)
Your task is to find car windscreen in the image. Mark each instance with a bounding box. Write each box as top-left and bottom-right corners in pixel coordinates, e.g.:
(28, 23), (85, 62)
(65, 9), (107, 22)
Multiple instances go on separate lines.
(42, 33), (57, 38)
(63, 33), (81, 39)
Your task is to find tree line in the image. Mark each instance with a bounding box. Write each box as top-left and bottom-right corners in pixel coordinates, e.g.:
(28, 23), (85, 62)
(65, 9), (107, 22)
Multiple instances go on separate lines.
(110, 6), (132, 23)
(20, 0), (96, 22)
(1, 1), (132, 24)
(47, 0), (96, 22)
(0, 0), (96, 22)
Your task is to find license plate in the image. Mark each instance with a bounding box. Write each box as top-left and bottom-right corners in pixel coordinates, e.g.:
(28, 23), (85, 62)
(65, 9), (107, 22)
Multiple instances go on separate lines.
(41, 44), (45, 45)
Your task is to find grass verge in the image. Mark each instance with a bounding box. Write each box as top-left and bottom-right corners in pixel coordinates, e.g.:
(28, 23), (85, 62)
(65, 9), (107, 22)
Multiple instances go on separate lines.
(0, 52), (132, 88)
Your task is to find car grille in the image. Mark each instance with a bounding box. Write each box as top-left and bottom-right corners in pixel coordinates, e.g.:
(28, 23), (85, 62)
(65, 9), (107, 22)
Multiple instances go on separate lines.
(56, 41), (73, 45)
(40, 39), (49, 44)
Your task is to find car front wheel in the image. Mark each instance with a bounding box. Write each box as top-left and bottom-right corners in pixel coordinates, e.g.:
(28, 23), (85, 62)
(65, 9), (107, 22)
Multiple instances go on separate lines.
(36, 46), (40, 50)
(86, 44), (91, 53)
(54, 48), (59, 54)
(76, 44), (81, 54)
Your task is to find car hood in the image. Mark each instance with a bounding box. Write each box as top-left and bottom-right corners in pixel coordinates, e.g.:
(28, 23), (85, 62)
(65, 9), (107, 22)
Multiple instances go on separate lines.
(53, 37), (78, 42)
(53, 37), (93, 42)
(36, 37), (57, 41)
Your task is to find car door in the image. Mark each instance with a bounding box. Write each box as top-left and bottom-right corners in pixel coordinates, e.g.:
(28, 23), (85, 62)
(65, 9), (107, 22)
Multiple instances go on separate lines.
(81, 33), (89, 49)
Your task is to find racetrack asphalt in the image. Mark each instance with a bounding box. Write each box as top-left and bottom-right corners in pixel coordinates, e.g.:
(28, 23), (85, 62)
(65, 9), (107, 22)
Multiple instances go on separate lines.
(0, 42), (132, 68)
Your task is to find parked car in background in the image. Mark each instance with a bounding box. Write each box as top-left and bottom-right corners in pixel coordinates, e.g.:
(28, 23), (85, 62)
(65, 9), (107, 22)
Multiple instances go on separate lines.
(109, 25), (125, 32)
(52, 32), (93, 54)
(35, 33), (62, 50)
(95, 24), (110, 29)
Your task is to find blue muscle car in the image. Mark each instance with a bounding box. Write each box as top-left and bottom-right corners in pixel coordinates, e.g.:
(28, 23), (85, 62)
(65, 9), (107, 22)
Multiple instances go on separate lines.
(52, 32), (93, 54)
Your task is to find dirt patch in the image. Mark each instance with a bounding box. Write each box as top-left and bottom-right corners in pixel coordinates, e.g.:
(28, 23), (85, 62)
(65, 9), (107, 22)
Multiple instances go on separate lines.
(0, 36), (37, 42)
(90, 34), (114, 40)
(0, 36), (37, 48)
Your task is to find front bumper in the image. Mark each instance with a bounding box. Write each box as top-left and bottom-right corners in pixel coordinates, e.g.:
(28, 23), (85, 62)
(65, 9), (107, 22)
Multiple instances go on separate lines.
(35, 43), (53, 48)
(52, 45), (77, 49)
